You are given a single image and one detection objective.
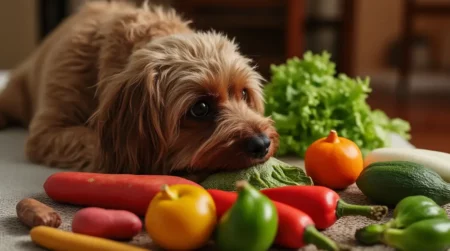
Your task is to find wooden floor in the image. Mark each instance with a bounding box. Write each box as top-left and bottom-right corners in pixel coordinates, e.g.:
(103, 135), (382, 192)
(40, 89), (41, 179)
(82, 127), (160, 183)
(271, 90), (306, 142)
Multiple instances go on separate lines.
(367, 91), (450, 153)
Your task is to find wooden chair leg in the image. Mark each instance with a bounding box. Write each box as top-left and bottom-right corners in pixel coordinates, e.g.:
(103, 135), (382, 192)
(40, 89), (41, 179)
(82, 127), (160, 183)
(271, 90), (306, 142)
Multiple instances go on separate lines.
(39, 0), (68, 40)
(398, 0), (414, 101)
(286, 0), (306, 59)
(340, 0), (356, 76)
(396, 0), (414, 120)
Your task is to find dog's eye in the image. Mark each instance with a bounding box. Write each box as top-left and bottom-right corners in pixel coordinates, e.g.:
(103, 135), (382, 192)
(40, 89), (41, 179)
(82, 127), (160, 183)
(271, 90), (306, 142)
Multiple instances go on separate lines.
(242, 89), (248, 101)
(190, 101), (209, 118)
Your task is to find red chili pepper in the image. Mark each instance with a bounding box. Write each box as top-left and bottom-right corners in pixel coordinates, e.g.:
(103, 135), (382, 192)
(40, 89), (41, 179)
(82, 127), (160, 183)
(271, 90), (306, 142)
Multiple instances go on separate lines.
(207, 189), (342, 250)
(260, 186), (388, 229)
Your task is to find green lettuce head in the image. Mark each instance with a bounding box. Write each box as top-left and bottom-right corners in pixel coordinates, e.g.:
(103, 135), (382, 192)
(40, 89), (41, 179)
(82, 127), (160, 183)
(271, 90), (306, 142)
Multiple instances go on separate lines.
(264, 51), (410, 158)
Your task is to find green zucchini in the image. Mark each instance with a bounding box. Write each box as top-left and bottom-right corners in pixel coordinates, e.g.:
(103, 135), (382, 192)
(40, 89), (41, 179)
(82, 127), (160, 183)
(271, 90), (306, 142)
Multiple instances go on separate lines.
(356, 161), (450, 207)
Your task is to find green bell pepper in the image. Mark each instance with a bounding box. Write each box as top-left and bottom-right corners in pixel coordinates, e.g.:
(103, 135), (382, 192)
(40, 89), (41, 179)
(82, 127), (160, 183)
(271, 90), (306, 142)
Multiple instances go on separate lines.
(390, 195), (448, 228)
(356, 195), (448, 245)
(383, 218), (450, 251)
(215, 181), (278, 251)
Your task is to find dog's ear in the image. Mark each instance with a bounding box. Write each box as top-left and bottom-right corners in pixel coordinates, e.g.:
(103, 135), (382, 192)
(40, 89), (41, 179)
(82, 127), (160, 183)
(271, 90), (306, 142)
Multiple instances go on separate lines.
(90, 69), (167, 174)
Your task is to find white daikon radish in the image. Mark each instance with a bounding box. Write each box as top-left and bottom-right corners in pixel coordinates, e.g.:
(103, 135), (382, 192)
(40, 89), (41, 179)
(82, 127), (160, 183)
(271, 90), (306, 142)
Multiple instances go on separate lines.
(364, 148), (450, 182)
(415, 149), (450, 160)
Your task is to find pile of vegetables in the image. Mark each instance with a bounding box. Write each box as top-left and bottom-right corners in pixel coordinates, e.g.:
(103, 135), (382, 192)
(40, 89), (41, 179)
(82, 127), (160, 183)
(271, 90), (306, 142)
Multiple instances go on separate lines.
(24, 142), (450, 251)
(24, 168), (391, 251)
(264, 51), (411, 157)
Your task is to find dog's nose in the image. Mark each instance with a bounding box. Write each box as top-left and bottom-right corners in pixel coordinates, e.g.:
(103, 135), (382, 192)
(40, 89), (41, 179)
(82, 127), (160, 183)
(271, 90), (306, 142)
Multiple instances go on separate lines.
(246, 134), (271, 159)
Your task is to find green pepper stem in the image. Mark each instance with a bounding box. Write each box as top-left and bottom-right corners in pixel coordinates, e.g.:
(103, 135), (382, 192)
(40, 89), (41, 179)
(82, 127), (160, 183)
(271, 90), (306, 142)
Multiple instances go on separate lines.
(381, 228), (404, 249)
(355, 224), (387, 245)
(303, 226), (340, 251)
(235, 180), (249, 191)
(336, 200), (388, 221)
(383, 219), (396, 229)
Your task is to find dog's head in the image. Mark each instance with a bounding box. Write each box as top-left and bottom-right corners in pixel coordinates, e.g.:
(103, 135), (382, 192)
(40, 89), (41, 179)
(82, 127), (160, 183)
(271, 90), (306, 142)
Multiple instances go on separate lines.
(94, 31), (279, 175)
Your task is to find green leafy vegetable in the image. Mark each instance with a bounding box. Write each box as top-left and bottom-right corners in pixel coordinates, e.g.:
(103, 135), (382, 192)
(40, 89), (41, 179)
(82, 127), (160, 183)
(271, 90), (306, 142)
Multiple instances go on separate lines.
(200, 157), (313, 191)
(264, 51), (411, 157)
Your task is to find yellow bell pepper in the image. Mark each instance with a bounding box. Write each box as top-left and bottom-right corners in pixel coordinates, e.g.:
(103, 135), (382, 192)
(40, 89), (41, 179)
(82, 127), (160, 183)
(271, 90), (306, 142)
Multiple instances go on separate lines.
(145, 184), (217, 250)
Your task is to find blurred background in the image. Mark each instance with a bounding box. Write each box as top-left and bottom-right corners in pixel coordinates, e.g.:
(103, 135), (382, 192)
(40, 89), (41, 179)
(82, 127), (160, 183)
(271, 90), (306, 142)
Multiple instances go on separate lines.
(0, 0), (449, 152)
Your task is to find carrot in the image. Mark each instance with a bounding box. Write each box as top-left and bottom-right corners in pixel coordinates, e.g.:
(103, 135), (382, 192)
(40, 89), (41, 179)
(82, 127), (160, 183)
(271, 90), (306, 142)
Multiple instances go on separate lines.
(44, 172), (200, 216)
(30, 226), (150, 251)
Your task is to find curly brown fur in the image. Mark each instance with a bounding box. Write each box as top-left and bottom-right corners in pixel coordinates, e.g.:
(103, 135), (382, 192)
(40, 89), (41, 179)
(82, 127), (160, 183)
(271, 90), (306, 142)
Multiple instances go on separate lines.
(0, 1), (279, 178)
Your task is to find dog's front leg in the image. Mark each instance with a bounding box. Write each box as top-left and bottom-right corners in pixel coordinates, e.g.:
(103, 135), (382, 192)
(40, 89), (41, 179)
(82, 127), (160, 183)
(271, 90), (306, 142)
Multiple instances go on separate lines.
(25, 66), (99, 171)
(26, 122), (97, 171)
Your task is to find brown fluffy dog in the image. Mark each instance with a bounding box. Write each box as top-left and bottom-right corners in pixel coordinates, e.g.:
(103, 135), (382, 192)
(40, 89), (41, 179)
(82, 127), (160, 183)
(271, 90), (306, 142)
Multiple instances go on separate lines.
(0, 1), (278, 179)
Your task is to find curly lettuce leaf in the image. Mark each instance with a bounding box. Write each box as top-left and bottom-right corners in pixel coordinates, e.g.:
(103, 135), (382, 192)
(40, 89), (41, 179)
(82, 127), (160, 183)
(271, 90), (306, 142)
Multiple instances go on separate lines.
(200, 157), (313, 191)
(264, 51), (411, 158)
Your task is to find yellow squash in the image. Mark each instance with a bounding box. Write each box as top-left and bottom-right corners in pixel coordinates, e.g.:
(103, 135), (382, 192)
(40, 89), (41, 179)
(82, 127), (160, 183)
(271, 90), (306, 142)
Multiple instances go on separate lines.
(145, 184), (217, 250)
(30, 226), (150, 251)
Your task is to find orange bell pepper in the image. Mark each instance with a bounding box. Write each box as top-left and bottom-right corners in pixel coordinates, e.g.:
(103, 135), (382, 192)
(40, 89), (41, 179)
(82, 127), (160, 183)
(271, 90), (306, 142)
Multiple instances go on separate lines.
(145, 184), (217, 250)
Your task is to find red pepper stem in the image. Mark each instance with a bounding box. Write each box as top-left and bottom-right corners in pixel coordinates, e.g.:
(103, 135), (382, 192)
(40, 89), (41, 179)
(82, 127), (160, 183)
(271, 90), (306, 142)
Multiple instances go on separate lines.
(336, 200), (388, 221)
(303, 226), (340, 251)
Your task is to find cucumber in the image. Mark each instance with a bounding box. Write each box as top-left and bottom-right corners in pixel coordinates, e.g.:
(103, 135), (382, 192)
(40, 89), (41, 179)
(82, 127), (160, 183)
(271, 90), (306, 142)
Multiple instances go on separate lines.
(356, 161), (450, 207)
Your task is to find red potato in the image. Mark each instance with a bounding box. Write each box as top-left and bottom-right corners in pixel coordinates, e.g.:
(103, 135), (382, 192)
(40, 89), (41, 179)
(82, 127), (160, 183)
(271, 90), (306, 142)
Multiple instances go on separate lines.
(72, 207), (142, 240)
(44, 172), (200, 216)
